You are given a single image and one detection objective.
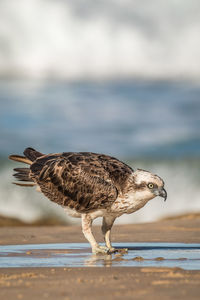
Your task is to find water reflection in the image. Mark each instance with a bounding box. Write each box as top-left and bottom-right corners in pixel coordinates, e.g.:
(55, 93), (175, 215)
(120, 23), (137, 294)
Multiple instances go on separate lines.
(85, 254), (113, 267)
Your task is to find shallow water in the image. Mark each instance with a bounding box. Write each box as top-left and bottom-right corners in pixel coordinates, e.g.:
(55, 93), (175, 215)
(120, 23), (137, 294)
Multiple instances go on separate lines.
(0, 243), (200, 270)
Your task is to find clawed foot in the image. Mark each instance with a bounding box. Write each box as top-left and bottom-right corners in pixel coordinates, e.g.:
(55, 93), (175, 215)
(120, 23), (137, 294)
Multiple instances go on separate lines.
(92, 245), (128, 255)
(107, 247), (118, 254)
(92, 245), (110, 254)
(115, 248), (128, 254)
(108, 247), (128, 254)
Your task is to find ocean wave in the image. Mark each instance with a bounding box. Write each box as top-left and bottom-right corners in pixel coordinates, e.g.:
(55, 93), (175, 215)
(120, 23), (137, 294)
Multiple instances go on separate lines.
(0, 0), (200, 80)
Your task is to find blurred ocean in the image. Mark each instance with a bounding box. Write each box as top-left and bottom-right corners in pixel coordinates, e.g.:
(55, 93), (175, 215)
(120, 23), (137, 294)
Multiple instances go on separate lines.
(0, 0), (200, 224)
(0, 0), (200, 81)
(0, 80), (200, 224)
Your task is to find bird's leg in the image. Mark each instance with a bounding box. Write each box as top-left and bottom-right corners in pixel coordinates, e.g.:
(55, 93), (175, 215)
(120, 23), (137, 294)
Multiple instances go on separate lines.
(101, 216), (116, 253)
(102, 217), (128, 254)
(81, 214), (108, 254)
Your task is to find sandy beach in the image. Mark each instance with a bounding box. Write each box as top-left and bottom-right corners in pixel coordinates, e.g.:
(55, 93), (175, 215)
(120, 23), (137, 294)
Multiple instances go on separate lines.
(0, 214), (200, 299)
(1, 213), (200, 245)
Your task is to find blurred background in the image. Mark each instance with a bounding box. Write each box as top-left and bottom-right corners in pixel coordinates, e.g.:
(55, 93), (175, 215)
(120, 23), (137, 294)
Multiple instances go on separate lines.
(0, 0), (200, 225)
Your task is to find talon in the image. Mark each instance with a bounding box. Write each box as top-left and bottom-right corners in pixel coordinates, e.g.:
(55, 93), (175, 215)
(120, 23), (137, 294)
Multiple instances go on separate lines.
(107, 247), (118, 254)
(118, 248), (128, 254)
(108, 248), (128, 254)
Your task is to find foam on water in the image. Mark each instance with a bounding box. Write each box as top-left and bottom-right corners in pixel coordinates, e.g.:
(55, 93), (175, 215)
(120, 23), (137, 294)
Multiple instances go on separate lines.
(0, 0), (200, 80)
(0, 243), (200, 270)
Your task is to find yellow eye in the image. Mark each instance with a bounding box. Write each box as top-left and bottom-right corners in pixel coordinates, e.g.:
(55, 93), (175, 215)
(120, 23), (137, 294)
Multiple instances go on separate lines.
(148, 183), (154, 189)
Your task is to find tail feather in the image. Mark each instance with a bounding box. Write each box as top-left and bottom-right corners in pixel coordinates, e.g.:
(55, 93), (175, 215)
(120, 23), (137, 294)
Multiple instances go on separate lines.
(13, 182), (36, 187)
(9, 155), (32, 165)
(23, 147), (44, 162)
(13, 174), (30, 182)
(9, 147), (44, 187)
(13, 167), (32, 182)
(14, 167), (29, 172)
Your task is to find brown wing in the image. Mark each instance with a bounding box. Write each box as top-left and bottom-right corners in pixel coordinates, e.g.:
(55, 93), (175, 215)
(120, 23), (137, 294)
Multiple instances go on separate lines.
(30, 152), (124, 212)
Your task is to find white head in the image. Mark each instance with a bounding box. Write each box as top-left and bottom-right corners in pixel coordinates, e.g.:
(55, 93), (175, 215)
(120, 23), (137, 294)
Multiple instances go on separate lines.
(131, 169), (167, 201)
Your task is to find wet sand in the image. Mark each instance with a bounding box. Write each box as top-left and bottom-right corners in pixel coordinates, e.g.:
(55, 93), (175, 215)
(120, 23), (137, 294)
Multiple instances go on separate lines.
(0, 215), (200, 299)
(1, 266), (200, 300)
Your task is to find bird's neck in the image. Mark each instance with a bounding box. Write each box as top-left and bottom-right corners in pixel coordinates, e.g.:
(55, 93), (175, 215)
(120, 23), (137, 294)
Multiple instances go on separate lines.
(110, 190), (155, 215)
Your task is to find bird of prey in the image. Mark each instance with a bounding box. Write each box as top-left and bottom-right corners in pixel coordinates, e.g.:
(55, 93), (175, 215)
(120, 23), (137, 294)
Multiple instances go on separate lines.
(9, 147), (167, 254)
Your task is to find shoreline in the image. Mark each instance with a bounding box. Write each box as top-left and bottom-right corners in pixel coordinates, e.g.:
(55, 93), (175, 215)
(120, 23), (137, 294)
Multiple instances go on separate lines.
(0, 213), (200, 246)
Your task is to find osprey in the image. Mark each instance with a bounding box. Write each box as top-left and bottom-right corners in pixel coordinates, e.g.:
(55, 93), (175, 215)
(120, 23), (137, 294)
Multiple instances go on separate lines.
(9, 147), (167, 254)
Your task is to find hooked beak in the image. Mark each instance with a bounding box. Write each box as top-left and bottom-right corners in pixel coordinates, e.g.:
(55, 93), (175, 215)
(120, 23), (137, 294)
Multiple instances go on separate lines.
(159, 188), (167, 201)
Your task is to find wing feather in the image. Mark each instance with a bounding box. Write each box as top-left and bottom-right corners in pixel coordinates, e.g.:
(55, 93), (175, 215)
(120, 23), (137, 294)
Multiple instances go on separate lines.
(30, 153), (121, 212)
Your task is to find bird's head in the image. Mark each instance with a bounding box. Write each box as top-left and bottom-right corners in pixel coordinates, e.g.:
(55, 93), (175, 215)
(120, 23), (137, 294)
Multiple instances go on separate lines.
(131, 169), (167, 201)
